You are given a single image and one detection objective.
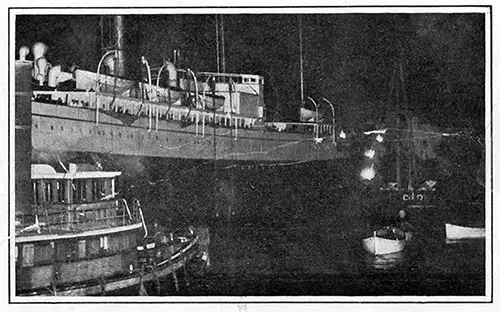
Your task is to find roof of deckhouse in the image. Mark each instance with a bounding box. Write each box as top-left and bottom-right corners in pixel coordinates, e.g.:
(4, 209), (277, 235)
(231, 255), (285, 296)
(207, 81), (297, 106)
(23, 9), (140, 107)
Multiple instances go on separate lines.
(31, 164), (121, 180)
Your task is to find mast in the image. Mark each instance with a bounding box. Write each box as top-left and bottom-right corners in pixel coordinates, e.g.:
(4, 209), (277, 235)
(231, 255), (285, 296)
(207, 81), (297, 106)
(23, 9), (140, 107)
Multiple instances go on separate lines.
(299, 15), (305, 105)
(390, 61), (402, 189)
(399, 57), (414, 190)
(215, 15), (220, 74)
(220, 15), (226, 74)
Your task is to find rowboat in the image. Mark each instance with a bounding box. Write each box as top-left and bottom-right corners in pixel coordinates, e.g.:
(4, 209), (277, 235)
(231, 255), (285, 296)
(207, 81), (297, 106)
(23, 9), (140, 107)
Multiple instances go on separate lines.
(362, 229), (411, 255)
(445, 223), (485, 240)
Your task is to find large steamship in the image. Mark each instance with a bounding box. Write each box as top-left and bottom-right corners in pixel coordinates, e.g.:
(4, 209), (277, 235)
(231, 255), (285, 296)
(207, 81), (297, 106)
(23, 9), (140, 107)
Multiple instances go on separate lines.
(23, 16), (344, 163)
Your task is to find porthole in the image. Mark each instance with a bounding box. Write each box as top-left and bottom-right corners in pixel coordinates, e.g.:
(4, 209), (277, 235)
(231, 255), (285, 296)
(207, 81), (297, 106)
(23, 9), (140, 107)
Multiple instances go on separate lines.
(50, 125), (54, 130)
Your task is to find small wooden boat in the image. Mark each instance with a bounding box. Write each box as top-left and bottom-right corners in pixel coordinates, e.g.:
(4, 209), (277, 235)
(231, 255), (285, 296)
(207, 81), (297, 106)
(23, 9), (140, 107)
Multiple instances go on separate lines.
(362, 228), (411, 255)
(445, 223), (485, 240)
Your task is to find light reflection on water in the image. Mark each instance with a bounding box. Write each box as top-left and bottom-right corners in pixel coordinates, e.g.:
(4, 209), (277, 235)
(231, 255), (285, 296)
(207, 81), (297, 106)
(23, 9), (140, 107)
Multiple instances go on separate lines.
(366, 251), (406, 270)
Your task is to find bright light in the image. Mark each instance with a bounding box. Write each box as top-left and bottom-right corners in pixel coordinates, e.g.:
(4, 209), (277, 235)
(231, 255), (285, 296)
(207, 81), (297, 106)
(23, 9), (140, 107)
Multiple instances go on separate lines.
(364, 149), (375, 158)
(363, 129), (387, 135)
(339, 130), (346, 139)
(360, 164), (376, 181)
(314, 137), (325, 144)
(376, 134), (384, 142)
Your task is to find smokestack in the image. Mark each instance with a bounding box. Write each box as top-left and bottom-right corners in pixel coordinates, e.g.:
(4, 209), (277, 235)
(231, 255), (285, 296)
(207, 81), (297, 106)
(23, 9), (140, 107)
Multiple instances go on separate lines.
(114, 15), (127, 77)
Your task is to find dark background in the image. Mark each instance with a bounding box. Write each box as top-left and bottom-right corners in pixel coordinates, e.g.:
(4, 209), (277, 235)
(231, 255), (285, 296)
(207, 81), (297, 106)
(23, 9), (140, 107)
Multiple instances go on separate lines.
(16, 13), (485, 133)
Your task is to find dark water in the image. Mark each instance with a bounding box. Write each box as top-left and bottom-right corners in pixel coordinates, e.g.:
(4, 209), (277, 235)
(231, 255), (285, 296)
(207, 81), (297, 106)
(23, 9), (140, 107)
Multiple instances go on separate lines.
(126, 220), (484, 297)
(168, 223), (485, 296)
(53, 151), (486, 297)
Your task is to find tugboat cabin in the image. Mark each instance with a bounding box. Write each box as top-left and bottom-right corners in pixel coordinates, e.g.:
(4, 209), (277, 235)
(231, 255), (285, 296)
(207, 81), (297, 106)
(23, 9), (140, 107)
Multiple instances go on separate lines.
(15, 164), (142, 295)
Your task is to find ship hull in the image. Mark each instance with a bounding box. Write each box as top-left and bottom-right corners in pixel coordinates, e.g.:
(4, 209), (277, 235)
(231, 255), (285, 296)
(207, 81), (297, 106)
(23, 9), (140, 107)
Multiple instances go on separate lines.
(32, 101), (344, 162)
(16, 227), (210, 297)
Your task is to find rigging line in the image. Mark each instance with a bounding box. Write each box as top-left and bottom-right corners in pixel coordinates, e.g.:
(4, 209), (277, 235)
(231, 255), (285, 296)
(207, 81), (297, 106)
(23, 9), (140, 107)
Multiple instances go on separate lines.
(57, 156), (69, 173)
(221, 159), (310, 170)
(366, 127), (465, 137)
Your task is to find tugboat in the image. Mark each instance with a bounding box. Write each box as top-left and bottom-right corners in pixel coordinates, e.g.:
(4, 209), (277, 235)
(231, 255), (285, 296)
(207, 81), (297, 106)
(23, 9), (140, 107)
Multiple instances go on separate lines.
(15, 163), (209, 296)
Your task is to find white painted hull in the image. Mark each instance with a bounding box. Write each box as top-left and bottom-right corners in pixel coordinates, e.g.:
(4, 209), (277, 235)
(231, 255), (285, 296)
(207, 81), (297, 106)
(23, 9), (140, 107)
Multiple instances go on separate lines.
(362, 236), (406, 255)
(445, 223), (485, 240)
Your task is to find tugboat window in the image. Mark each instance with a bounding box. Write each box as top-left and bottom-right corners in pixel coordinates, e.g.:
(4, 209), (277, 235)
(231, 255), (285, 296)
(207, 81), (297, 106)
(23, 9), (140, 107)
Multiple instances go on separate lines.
(78, 240), (86, 259)
(92, 179), (104, 201)
(56, 180), (66, 203)
(22, 244), (34, 267)
(72, 180), (87, 203)
(88, 238), (100, 256)
(35, 243), (54, 264)
(100, 236), (109, 251)
(33, 181), (39, 205)
(44, 182), (52, 203)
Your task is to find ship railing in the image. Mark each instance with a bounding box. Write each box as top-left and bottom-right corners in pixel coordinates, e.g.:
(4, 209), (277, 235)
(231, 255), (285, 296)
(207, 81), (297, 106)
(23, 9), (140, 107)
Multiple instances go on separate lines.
(265, 121), (335, 135)
(92, 92), (261, 133)
(16, 214), (137, 236)
(32, 90), (96, 108)
(32, 88), (338, 139)
(197, 71), (264, 85)
(33, 88), (263, 134)
(17, 199), (140, 235)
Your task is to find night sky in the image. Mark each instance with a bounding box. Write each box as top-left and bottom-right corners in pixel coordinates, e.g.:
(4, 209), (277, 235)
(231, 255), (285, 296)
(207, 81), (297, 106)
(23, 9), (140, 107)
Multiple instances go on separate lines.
(15, 13), (485, 133)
